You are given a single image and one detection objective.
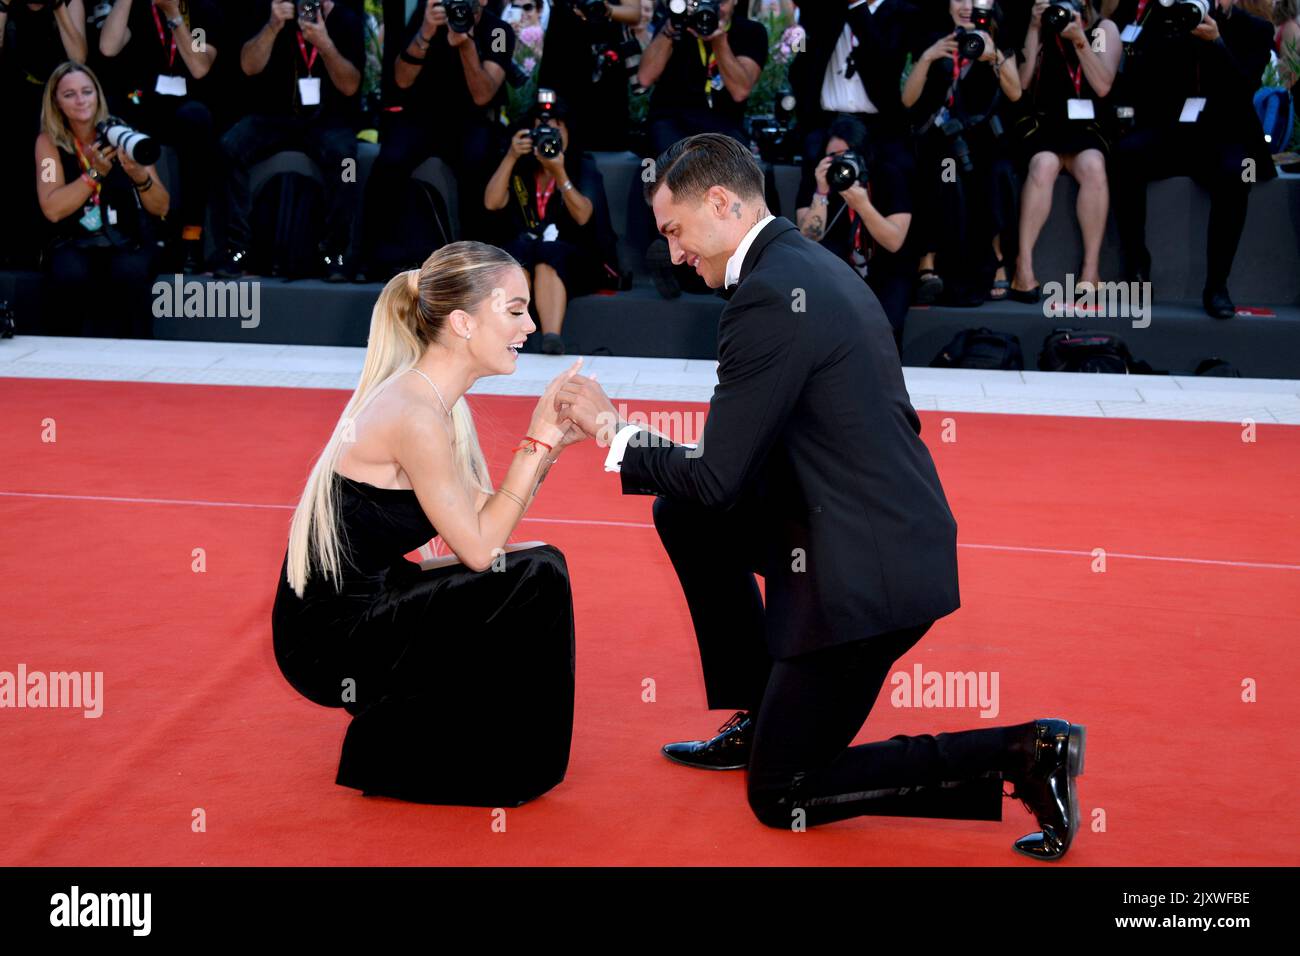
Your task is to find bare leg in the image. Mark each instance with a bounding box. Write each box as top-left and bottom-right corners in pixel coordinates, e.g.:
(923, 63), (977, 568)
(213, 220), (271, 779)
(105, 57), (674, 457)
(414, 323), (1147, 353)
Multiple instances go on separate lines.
(1014, 151), (1061, 292)
(533, 262), (568, 337)
(1065, 149), (1108, 286)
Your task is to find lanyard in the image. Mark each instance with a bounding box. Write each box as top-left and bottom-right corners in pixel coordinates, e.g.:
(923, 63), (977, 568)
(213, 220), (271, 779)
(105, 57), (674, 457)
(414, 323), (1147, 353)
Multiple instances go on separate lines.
(73, 138), (102, 206)
(695, 22), (730, 108)
(150, 5), (178, 71)
(535, 172), (557, 220)
(844, 186), (876, 256)
(1134, 0), (1151, 23)
(297, 31), (319, 74)
(1055, 34), (1083, 96)
(947, 54), (969, 108)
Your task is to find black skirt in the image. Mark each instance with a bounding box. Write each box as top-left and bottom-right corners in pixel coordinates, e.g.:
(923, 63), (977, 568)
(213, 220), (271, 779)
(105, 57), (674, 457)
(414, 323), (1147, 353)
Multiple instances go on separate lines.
(273, 544), (576, 807)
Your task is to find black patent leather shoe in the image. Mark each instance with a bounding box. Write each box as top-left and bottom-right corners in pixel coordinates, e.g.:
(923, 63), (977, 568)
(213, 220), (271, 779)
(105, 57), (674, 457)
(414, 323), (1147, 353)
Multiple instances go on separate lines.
(661, 710), (752, 770)
(1203, 287), (1236, 320)
(1006, 718), (1086, 861)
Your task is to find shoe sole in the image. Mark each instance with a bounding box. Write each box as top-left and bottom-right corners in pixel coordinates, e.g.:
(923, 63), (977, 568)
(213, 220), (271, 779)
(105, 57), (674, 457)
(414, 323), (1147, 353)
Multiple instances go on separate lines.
(660, 748), (746, 771)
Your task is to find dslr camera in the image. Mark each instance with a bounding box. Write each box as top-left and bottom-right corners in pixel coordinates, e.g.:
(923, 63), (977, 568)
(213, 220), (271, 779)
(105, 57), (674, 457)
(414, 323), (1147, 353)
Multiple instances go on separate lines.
(96, 117), (160, 166)
(954, 0), (995, 60)
(441, 0), (477, 34)
(664, 0), (722, 36)
(827, 150), (870, 192)
(748, 87), (798, 164)
(298, 0), (321, 23)
(528, 89), (564, 159)
(561, 0), (611, 18)
(1042, 0), (1083, 33)
(1154, 0), (1211, 33)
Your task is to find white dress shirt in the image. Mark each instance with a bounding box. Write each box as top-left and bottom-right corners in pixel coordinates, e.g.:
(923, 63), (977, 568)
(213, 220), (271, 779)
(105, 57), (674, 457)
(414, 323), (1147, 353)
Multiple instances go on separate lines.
(604, 214), (775, 473)
(820, 0), (884, 115)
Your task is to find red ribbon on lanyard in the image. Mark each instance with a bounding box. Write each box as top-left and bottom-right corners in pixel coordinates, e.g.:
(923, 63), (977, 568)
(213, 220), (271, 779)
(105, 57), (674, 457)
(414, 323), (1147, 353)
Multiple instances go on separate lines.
(297, 31), (319, 74)
(535, 172), (557, 220)
(947, 53), (967, 108)
(150, 5), (178, 71)
(1055, 34), (1083, 96)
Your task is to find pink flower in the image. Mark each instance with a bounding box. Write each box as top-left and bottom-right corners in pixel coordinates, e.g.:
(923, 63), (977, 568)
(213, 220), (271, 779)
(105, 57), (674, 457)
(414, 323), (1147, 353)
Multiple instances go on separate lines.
(522, 55), (537, 75)
(520, 25), (544, 49)
(783, 25), (806, 52)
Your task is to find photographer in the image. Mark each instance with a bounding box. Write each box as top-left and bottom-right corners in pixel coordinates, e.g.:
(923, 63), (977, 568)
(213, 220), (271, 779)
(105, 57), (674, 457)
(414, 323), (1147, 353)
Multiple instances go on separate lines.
(1008, 0), (1120, 302)
(210, 0), (364, 281)
(1109, 0), (1276, 318)
(789, 0), (926, 207)
(34, 60), (170, 337)
(903, 0), (1022, 305)
(359, 0), (514, 271)
(98, 0), (223, 272)
(637, 0), (769, 156)
(484, 94), (613, 354)
(0, 0), (88, 267)
(537, 1), (640, 151)
(794, 114), (914, 343)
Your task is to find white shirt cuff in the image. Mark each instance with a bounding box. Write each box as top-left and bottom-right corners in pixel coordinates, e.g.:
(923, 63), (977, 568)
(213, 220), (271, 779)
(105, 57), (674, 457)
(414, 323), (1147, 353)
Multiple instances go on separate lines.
(603, 424), (645, 473)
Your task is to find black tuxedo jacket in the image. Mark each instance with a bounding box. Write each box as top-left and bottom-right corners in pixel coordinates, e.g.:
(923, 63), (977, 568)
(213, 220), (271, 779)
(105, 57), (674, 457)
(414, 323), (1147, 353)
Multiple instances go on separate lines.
(619, 217), (960, 661)
(789, 0), (924, 131)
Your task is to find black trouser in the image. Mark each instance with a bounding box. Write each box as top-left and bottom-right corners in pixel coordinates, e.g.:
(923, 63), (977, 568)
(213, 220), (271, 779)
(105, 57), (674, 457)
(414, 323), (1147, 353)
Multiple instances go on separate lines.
(359, 111), (499, 255)
(1111, 125), (1252, 291)
(44, 240), (159, 339)
(216, 113), (358, 256)
(652, 494), (1033, 827)
(1, 80), (47, 269)
(119, 95), (217, 237)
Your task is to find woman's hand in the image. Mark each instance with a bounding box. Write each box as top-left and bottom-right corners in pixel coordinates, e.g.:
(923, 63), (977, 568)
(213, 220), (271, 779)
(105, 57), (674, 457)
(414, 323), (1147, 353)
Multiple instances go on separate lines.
(976, 31), (998, 62)
(1061, 12), (1086, 48)
(116, 148), (146, 184)
(814, 153), (833, 195)
(89, 143), (115, 177)
(922, 34), (958, 64)
(509, 127), (534, 160)
(528, 358), (584, 448)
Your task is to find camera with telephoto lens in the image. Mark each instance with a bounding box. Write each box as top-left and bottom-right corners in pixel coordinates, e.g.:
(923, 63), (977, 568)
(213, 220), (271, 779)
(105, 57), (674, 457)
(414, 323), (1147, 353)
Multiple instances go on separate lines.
(96, 117), (160, 166)
(298, 0), (321, 23)
(1042, 0), (1082, 33)
(441, 0), (477, 34)
(954, 27), (985, 60)
(665, 0), (721, 36)
(827, 150), (869, 192)
(1154, 0), (1211, 33)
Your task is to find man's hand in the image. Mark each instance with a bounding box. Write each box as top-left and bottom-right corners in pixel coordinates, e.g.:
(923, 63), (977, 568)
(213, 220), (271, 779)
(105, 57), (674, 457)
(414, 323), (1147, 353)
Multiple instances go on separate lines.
(1192, 13), (1221, 42)
(269, 0), (295, 32)
(424, 0), (447, 36)
(299, 7), (333, 50)
(555, 373), (620, 444)
(155, 0), (182, 19)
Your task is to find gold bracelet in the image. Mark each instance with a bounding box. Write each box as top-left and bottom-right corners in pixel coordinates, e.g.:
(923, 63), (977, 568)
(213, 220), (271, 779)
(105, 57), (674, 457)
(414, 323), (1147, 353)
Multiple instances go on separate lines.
(497, 487), (527, 510)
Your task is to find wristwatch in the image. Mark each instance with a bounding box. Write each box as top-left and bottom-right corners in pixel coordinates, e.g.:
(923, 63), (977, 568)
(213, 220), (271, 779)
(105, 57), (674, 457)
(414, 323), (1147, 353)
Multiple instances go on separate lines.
(166, 16), (185, 31)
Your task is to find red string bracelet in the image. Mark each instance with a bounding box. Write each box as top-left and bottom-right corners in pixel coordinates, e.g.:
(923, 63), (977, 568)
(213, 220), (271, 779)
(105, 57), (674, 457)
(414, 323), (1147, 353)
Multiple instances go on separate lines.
(517, 435), (553, 455)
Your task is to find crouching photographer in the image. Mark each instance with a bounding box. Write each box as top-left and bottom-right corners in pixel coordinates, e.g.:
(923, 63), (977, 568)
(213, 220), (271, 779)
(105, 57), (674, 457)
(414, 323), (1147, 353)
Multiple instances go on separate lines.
(484, 92), (616, 355)
(1108, 0), (1276, 318)
(903, 0), (1023, 305)
(34, 61), (170, 338)
(795, 115), (914, 345)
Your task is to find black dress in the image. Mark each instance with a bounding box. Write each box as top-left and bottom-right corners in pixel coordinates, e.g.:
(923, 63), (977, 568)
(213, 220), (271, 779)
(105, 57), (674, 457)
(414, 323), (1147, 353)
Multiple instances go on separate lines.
(272, 471), (576, 807)
(1016, 24), (1111, 160)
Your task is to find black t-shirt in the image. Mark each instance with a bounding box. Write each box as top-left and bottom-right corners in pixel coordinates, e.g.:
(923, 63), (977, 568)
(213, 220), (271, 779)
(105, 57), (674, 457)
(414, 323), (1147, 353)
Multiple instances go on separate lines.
(498, 150), (604, 248)
(387, 6), (514, 124)
(3, 1), (72, 91)
(646, 13), (768, 125)
(238, 0), (366, 121)
(795, 152), (911, 269)
(98, 0), (225, 104)
(536, 4), (631, 119)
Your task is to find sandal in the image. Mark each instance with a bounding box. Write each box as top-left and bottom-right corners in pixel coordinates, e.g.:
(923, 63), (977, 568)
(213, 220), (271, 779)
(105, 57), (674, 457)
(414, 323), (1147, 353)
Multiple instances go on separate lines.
(1006, 281), (1042, 304)
(989, 258), (1011, 301)
(915, 267), (943, 305)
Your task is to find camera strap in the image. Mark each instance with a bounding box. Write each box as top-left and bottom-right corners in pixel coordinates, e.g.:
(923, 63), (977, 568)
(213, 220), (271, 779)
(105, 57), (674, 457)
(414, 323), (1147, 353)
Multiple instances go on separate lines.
(511, 173), (540, 233)
(150, 4), (178, 71)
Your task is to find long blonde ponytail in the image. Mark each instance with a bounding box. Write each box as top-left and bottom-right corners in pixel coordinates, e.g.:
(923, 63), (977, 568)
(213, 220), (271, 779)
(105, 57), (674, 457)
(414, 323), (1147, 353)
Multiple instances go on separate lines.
(284, 242), (517, 598)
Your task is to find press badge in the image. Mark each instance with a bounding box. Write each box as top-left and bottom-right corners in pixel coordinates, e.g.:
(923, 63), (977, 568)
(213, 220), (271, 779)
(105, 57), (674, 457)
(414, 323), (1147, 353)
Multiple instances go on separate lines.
(1179, 97), (1207, 123)
(155, 74), (187, 96)
(1067, 99), (1095, 120)
(79, 205), (102, 231)
(107, 206), (118, 226)
(542, 223), (559, 242)
(1120, 24), (1142, 43)
(298, 77), (322, 106)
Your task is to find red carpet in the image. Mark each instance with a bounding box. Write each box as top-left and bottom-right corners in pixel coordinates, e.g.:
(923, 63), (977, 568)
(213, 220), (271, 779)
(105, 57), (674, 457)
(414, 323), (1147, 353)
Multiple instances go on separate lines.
(1, 376), (1296, 866)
